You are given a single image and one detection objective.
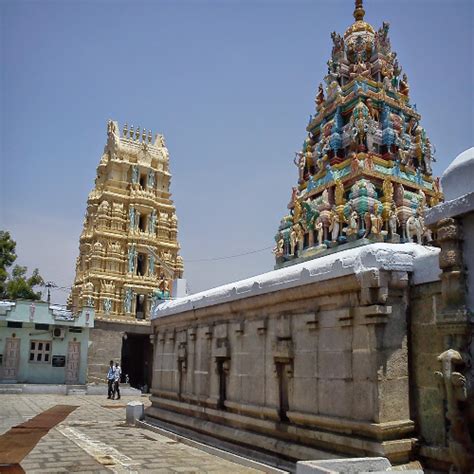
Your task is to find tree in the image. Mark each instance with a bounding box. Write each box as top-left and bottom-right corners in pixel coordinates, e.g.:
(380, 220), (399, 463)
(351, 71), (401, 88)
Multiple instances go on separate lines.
(0, 231), (17, 298)
(0, 230), (45, 301)
(6, 266), (44, 301)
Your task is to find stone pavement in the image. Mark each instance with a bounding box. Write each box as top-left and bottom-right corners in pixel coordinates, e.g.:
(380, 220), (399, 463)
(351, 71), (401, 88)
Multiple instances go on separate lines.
(0, 394), (261, 473)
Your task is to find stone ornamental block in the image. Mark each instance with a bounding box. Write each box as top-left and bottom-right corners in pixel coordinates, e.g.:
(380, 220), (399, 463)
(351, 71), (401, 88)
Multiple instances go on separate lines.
(126, 401), (144, 425)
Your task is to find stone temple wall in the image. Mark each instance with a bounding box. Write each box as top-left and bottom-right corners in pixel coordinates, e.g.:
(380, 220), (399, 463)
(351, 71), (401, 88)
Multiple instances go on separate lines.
(147, 244), (440, 465)
(408, 280), (447, 468)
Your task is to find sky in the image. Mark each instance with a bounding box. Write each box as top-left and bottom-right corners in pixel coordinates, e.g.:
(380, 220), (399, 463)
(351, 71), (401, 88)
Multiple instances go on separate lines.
(1, 0), (472, 304)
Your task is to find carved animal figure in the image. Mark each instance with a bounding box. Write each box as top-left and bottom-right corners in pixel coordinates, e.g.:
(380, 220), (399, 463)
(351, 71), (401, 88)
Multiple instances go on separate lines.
(366, 99), (379, 122)
(406, 214), (423, 243)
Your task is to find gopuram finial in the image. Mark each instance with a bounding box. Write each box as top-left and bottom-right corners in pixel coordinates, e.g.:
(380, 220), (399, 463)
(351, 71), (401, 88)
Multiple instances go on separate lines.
(353, 0), (365, 21)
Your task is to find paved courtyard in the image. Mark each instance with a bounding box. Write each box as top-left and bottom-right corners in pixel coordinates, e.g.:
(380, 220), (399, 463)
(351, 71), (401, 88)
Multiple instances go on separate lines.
(0, 394), (261, 473)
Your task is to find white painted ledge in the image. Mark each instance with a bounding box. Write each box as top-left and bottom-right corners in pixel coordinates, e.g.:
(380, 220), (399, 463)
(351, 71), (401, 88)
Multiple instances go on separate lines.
(152, 243), (440, 319)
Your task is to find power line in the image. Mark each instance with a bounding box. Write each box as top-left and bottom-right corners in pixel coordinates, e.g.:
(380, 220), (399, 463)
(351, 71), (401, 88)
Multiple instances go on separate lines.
(185, 245), (273, 263)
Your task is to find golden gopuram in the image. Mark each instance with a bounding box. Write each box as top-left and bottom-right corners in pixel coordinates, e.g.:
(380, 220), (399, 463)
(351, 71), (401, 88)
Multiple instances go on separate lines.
(69, 120), (183, 386)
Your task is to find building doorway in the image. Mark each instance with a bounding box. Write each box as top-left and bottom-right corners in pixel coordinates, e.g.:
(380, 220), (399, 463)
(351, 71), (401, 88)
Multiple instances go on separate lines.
(121, 334), (153, 391)
(65, 341), (81, 384)
(2, 337), (20, 381)
(276, 362), (290, 422)
(216, 359), (228, 409)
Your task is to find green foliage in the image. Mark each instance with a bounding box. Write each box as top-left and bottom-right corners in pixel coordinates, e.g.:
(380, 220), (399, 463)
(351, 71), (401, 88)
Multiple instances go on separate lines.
(0, 230), (44, 301)
(0, 231), (17, 298)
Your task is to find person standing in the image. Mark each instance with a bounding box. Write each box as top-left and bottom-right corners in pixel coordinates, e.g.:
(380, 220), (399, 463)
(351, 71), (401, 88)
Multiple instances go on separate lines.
(106, 360), (115, 399)
(113, 361), (122, 400)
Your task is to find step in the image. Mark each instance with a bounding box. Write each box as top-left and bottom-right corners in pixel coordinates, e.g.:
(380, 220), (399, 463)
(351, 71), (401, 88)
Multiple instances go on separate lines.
(67, 389), (87, 395)
(0, 388), (23, 394)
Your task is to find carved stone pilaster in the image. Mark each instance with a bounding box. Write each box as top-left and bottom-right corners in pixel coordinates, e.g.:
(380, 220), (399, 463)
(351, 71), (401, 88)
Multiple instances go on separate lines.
(432, 218), (474, 473)
(435, 350), (474, 474)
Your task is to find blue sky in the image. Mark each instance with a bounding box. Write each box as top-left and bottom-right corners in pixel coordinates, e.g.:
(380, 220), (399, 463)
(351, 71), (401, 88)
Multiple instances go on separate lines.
(1, 0), (472, 303)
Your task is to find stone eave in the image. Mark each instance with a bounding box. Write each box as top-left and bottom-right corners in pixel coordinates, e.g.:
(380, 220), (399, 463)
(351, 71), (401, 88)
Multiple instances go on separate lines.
(425, 191), (474, 226)
(153, 243), (440, 319)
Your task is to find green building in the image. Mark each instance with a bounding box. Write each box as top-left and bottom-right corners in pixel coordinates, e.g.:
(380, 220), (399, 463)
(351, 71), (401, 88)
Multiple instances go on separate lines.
(0, 300), (94, 385)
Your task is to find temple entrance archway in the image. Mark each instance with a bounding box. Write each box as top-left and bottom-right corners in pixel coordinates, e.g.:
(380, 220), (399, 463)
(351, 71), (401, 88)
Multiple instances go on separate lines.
(121, 333), (152, 391)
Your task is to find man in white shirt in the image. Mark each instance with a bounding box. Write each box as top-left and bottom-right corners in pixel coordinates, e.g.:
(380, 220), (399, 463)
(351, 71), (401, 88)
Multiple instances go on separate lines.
(113, 362), (122, 400)
(106, 360), (115, 399)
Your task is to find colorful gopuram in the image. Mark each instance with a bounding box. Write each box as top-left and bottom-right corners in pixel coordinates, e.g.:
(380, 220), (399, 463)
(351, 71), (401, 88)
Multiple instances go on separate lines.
(69, 120), (183, 323)
(274, 0), (442, 268)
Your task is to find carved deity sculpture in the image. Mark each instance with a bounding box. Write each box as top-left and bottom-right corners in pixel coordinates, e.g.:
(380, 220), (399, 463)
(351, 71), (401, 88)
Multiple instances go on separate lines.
(335, 180), (345, 206)
(383, 177), (394, 202)
(435, 349), (474, 473)
(388, 209), (399, 237)
(103, 298), (112, 314)
(148, 210), (157, 234)
(123, 287), (133, 313)
(347, 211), (359, 236)
(294, 152), (306, 183)
(148, 169), (156, 189)
(398, 73), (410, 97)
(128, 244), (136, 273)
(128, 205), (136, 231)
(315, 219), (324, 246)
(293, 199), (302, 224)
(293, 224), (304, 255)
(330, 31), (344, 57)
(289, 227), (297, 256)
(131, 165), (139, 185)
(370, 213), (383, 234)
(329, 210), (340, 241)
(98, 200), (109, 215)
(315, 83), (325, 109)
(322, 189), (330, 206)
(350, 100), (370, 147)
(273, 236), (285, 257)
(424, 137), (434, 174)
(366, 99), (379, 122)
(149, 254), (155, 276)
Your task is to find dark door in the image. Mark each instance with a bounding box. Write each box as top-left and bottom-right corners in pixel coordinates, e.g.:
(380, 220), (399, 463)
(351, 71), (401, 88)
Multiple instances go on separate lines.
(276, 362), (289, 422)
(121, 334), (153, 391)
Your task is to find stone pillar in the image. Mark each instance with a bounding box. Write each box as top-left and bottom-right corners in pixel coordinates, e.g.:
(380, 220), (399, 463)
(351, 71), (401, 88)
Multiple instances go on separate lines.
(429, 217), (474, 472)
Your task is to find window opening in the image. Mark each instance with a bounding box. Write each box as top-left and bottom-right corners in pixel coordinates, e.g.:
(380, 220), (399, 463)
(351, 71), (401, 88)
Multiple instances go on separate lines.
(138, 213), (147, 232)
(29, 340), (52, 364)
(35, 323), (49, 330)
(136, 294), (146, 320)
(137, 253), (146, 276)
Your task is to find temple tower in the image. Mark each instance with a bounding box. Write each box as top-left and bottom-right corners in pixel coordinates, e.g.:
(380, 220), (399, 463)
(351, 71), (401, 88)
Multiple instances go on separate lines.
(274, 0), (442, 267)
(70, 120), (183, 385)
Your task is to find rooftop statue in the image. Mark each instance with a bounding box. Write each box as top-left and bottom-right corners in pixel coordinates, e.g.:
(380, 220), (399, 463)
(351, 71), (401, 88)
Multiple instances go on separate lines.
(274, 0), (442, 268)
